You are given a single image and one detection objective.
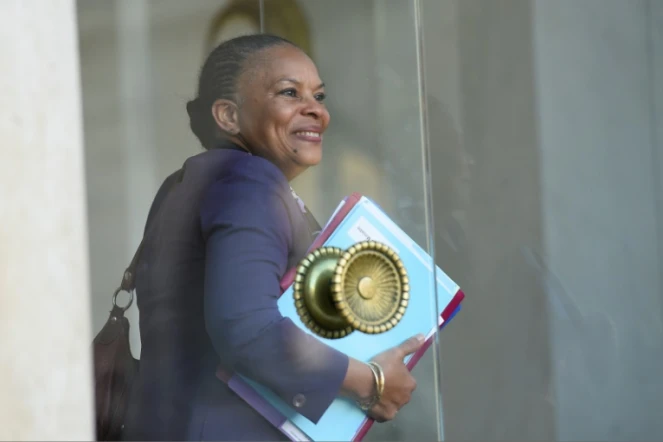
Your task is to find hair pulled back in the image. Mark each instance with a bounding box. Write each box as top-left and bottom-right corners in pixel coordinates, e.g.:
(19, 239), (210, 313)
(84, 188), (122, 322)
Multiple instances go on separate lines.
(186, 34), (297, 150)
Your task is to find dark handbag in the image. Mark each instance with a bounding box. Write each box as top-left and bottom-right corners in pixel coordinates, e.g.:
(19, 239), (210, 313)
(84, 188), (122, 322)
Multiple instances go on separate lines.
(92, 244), (144, 441)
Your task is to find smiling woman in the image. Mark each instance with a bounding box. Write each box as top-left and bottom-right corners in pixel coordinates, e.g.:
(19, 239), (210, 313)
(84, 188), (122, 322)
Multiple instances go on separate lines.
(206, 43), (329, 180)
(120, 34), (424, 441)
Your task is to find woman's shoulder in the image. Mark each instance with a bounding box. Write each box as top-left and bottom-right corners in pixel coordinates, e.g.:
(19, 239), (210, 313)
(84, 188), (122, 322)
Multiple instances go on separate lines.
(204, 153), (291, 208)
(212, 151), (289, 193)
(183, 147), (288, 191)
(198, 153), (294, 239)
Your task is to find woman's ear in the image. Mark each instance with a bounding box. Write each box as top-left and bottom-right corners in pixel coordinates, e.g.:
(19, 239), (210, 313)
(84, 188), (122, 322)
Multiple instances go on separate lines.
(211, 99), (240, 135)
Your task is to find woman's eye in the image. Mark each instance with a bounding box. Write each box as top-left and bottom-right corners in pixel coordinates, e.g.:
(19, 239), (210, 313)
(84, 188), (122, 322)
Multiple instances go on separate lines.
(279, 88), (325, 102)
(279, 88), (297, 97)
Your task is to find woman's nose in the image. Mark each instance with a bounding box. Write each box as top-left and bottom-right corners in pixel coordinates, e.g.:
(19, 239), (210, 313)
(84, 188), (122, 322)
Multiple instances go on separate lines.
(301, 97), (326, 120)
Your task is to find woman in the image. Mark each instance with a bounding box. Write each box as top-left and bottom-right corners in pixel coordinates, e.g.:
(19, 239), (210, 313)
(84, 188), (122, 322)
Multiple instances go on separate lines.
(123, 34), (423, 441)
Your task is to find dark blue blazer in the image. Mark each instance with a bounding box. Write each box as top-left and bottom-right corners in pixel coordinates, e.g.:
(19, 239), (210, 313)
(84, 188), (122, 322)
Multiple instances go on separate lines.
(122, 145), (348, 441)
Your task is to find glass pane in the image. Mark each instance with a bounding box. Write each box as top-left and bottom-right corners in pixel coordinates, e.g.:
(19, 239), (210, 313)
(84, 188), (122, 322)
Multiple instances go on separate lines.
(78, 0), (452, 441)
(260, 0), (448, 440)
(422, 0), (663, 440)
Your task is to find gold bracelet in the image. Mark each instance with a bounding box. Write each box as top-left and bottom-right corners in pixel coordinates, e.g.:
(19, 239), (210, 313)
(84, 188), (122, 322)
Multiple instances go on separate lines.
(358, 361), (385, 411)
(368, 361), (385, 398)
(358, 363), (379, 410)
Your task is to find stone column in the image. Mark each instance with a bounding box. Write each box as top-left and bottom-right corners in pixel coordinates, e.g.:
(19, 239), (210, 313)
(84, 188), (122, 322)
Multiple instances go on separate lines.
(0, 0), (94, 440)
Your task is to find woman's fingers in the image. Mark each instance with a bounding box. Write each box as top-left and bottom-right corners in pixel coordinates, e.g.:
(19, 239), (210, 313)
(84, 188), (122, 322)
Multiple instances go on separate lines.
(395, 333), (426, 359)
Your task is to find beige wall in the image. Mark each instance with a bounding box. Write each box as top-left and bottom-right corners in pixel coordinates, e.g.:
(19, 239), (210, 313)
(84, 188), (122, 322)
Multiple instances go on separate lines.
(0, 0), (94, 439)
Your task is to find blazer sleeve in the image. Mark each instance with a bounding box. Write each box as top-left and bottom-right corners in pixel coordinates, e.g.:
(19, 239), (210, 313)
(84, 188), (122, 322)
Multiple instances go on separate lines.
(199, 176), (349, 424)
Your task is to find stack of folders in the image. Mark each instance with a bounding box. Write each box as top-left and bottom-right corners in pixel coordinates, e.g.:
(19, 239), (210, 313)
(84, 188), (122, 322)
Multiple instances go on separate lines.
(216, 193), (465, 441)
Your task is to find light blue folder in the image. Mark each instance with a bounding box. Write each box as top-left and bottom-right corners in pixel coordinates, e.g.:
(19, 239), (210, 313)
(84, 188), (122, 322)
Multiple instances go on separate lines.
(225, 195), (465, 441)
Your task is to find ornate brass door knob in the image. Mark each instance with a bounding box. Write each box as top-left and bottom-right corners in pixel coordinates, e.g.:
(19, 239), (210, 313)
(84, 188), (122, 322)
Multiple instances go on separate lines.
(293, 241), (410, 339)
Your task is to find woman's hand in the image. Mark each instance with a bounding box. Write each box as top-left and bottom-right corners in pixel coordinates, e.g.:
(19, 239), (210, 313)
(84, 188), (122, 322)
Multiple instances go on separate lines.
(341, 334), (425, 422)
(367, 334), (425, 422)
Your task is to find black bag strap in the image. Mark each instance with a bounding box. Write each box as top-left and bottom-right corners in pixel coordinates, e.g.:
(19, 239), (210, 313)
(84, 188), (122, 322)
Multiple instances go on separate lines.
(118, 241), (145, 292)
(111, 237), (145, 313)
(112, 170), (181, 311)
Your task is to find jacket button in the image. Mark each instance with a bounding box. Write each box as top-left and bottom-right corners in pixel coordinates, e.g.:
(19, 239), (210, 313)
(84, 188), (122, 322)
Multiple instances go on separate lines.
(292, 393), (306, 408)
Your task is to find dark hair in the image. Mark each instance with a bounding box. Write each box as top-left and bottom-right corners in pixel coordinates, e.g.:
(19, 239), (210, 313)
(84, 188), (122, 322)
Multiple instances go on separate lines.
(186, 34), (297, 150)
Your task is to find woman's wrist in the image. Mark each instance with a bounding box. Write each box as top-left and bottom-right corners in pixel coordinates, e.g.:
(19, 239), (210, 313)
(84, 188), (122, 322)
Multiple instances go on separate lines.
(341, 358), (376, 403)
(357, 362), (384, 411)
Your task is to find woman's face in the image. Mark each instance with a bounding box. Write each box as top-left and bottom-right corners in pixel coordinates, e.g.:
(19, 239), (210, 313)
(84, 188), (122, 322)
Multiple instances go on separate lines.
(234, 45), (330, 180)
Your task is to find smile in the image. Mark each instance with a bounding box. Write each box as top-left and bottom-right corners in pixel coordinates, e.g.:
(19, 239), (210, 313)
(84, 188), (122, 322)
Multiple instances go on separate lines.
(294, 131), (322, 141)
